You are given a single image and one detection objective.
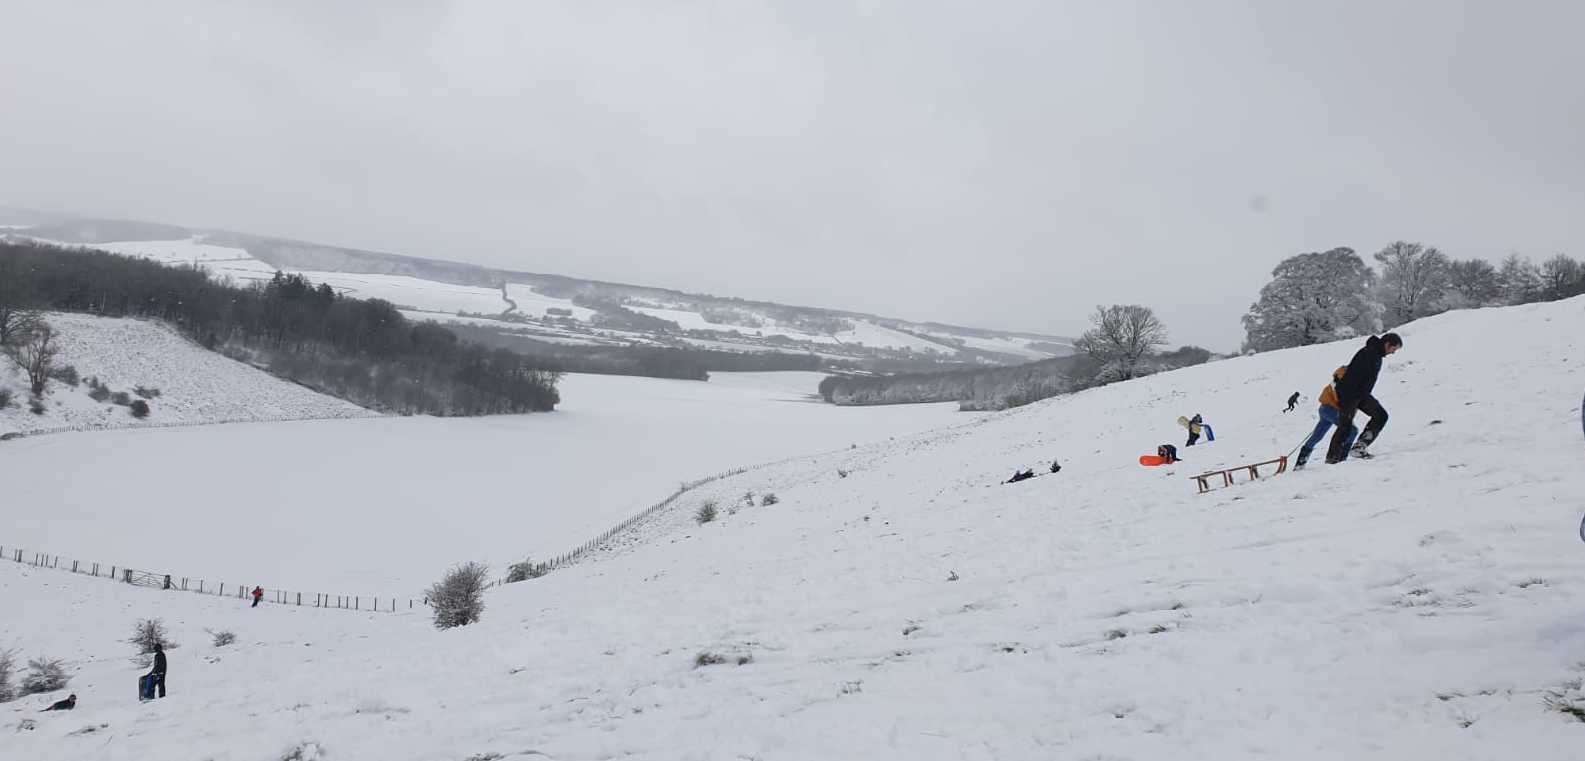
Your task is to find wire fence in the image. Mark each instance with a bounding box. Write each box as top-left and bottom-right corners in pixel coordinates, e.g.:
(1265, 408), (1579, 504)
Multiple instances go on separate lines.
(0, 544), (421, 614)
(2, 438), (851, 614)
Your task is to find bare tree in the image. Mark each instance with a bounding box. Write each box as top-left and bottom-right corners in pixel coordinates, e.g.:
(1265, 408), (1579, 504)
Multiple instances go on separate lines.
(1444, 258), (1503, 309)
(1073, 304), (1168, 383)
(1538, 254), (1585, 301)
(7, 322), (59, 396)
(1374, 241), (1451, 327)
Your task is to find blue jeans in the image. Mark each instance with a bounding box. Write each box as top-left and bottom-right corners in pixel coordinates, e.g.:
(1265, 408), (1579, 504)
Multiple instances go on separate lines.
(1298, 406), (1351, 462)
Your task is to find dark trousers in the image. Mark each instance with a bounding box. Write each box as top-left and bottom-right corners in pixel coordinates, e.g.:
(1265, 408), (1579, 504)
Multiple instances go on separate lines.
(1326, 395), (1388, 462)
(252, 596), (261, 608)
(150, 673), (166, 698)
(1186, 430), (1200, 447)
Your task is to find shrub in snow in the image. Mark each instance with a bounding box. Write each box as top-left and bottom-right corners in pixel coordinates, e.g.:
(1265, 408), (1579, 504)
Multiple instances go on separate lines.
(27, 397), (44, 415)
(130, 399), (151, 418)
(0, 388), (12, 409)
(278, 741), (327, 761)
(207, 629), (237, 648)
(761, 493), (779, 506)
(428, 561), (488, 630)
(695, 501), (718, 524)
(48, 364), (80, 387)
(110, 390), (132, 406)
(129, 618), (176, 663)
(0, 648), (15, 702)
(505, 558), (548, 583)
(742, 490), (755, 506)
(133, 385), (162, 399)
(20, 657), (69, 696)
(694, 650), (752, 668)
(837, 469), (849, 478)
(86, 377), (111, 402)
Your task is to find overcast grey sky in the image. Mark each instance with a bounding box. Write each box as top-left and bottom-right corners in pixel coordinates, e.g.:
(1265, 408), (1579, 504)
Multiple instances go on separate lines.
(2, 1), (1581, 349)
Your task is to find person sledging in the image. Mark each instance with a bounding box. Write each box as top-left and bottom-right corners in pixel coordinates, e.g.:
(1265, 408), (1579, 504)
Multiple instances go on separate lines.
(1295, 367), (1347, 469)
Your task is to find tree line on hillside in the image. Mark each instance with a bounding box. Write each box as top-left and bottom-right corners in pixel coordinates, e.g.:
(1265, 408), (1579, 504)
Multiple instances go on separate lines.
(820, 304), (1212, 409)
(0, 240), (559, 415)
(441, 323), (823, 380)
(1243, 244), (1585, 352)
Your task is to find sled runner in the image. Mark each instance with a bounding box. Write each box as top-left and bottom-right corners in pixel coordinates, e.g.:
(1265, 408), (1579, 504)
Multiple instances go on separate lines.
(1189, 456), (1288, 494)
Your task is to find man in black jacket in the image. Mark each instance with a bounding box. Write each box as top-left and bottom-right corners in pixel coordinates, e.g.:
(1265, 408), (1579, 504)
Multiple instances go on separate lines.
(148, 644), (167, 699)
(1325, 333), (1402, 464)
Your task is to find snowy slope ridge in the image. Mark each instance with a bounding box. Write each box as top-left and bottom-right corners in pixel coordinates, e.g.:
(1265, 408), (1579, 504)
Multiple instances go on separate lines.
(3, 297), (1584, 760)
(0, 312), (372, 437)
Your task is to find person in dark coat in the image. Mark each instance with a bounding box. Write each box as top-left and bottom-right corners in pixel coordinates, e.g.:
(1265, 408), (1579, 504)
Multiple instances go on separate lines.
(1284, 391), (1301, 413)
(1185, 414), (1204, 446)
(148, 643), (167, 699)
(41, 694), (76, 711)
(1325, 333), (1402, 463)
(252, 586), (264, 608)
(1157, 444), (1180, 464)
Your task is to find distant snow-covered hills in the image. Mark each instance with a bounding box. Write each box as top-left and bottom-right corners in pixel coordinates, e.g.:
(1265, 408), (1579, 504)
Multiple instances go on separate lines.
(6, 211), (1072, 366)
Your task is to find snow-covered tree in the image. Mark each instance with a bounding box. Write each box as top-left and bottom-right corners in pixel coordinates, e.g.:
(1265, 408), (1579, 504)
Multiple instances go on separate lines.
(1443, 258), (1503, 309)
(1538, 254), (1585, 302)
(1497, 254), (1542, 305)
(1374, 241), (1451, 328)
(1242, 247), (1380, 352)
(428, 561), (488, 630)
(1073, 304), (1167, 383)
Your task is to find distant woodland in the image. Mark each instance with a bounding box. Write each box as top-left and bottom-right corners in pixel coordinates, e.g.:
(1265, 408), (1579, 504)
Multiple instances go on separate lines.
(0, 240), (560, 415)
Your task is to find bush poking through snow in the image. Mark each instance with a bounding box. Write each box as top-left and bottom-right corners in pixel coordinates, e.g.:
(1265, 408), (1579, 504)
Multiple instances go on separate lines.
(207, 629), (237, 648)
(0, 388), (11, 409)
(110, 390), (132, 407)
(837, 469), (850, 478)
(278, 741), (327, 761)
(27, 398), (44, 415)
(134, 385), (162, 399)
(130, 399), (151, 418)
(761, 493), (779, 506)
(694, 650), (753, 668)
(0, 648), (15, 703)
(742, 490), (755, 506)
(129, 618), (176, 663)
(86, 376), (111, 403)
(19, 658), (69, 696)
(428, 562), (489, 630)
(47, 364), (79, 387)
(695, 501), (718, 524)
(506, 558), (548, 583)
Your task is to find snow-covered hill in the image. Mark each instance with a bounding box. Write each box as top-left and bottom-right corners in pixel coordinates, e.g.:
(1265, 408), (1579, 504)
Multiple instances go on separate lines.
(10, 229), (1073, 363)
(2, 297), (1582, 760)
(0, 312), (372, 437)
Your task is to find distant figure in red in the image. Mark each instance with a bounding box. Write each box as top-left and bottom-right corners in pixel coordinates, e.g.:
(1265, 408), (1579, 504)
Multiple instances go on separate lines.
(251, 586), (264, 608)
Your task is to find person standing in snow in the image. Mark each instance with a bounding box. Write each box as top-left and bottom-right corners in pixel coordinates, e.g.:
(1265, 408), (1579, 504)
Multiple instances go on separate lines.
(1284, 391), (1301, 413)
(1185, 414), (1205, 447)
(251, 586), (264, 608)
(1325, 333), (1402, 464)
(147, 643), (167, 699)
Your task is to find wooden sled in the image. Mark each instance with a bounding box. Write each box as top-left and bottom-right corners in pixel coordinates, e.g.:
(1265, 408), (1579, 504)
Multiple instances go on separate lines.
(1189, 456), (1288, 494)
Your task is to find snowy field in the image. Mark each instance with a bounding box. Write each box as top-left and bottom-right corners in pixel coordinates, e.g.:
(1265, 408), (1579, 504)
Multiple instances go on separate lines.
(4, 296), (1582, 760)
(0, 371), (964, 595)
(0, 312), (371, 437)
